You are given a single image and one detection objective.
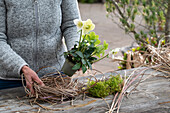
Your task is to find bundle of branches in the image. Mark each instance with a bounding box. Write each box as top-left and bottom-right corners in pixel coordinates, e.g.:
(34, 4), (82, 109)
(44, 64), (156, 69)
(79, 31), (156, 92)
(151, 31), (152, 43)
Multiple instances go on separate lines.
(145, 43), (170, 74)
(105, 44), (170, 112)
(114, 43), (170, 76)
(24, 72), (83, 103)
(106, 66), (159, 113)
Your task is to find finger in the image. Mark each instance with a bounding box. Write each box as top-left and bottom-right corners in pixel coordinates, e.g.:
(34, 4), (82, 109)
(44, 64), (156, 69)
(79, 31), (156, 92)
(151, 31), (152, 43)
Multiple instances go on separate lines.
(29, 85), (35, 94)
(27, 83), (34, 95)
(26, 82), (31, 89)
(26, 78), (32, 88)
(26, 79), (34, 94)
(33, 75), (45, 86)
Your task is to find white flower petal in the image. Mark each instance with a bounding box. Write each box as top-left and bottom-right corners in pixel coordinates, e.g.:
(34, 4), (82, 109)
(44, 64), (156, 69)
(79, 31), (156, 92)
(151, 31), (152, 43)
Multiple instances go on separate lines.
(116, 56), (123, 60)
(87, 43), (90, 46)
(114, 48), (121, 52)
(111, 54), (115, 59)
(109, 51), (113, 55)
(109, 48), (121, 55)
(77, 27), (82, 31)
(74, 19), (84, 31)
(73, 19), (80, 25)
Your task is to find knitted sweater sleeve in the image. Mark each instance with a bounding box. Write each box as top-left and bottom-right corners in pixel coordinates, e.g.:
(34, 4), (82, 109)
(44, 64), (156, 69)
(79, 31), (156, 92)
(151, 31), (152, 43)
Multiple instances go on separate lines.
(0, 0), (28, 78)
(61, 0), (81, 51)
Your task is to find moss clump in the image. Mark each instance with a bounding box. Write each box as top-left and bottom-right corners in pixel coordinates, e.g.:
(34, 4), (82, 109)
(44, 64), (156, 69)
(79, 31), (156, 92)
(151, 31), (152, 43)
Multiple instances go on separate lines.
(87, 75), (123, 98)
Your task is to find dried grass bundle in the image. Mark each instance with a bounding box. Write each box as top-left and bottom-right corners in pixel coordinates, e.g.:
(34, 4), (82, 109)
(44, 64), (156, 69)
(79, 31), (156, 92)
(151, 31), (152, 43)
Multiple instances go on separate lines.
(23, 71), (83, 103)
(114, 43), (170, 75)
(145, 43), (170, 74)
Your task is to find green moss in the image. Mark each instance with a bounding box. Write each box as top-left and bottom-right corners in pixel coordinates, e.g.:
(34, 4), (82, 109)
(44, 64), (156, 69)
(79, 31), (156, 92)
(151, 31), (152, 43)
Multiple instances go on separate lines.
(87, 75), (123, 98)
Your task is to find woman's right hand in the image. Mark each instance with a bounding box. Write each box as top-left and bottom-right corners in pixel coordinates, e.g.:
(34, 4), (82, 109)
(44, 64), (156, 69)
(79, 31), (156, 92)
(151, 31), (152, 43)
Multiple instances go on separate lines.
(21, 65), (44, 94)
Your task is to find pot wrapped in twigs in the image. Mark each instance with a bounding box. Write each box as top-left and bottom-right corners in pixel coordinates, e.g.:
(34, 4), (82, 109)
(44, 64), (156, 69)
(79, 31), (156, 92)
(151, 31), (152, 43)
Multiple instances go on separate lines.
(23, 70), (83, 103)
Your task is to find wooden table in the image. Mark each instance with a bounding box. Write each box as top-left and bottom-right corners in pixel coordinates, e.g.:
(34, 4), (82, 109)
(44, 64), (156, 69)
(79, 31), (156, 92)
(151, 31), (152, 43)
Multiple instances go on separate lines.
(0, 68), (170, 113)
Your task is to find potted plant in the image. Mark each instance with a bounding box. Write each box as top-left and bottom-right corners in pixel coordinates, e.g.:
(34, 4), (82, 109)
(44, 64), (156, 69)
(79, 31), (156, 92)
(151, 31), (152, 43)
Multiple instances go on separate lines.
(62, 19), (109, 76)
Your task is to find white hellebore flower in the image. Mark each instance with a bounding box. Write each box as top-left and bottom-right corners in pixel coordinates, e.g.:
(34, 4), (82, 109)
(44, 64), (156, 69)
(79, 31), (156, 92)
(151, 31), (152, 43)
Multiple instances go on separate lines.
(113, 48), (121, 53)
(115, 56), (123, 60)
(75, 45), (79, 48)
(109, 48), (121, 55)
(73, 19), (84, 31)
(111, 54), (115, 59)
(86, 43), (90, 46)
(111, 55), (123, 60)
(82, 19), (95, 34)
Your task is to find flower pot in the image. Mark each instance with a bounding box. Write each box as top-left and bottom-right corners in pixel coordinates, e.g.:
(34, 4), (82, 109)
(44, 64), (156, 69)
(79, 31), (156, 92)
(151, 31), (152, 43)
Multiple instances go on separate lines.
(61, 59), (77, 77)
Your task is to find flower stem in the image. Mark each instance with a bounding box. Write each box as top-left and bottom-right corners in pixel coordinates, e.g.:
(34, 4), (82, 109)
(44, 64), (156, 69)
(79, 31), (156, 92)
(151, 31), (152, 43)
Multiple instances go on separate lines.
(81, 45), (88, 53)
(92, 54), (109, 63)
(91, 51), (96, 56)
(78, 30), (82, 51)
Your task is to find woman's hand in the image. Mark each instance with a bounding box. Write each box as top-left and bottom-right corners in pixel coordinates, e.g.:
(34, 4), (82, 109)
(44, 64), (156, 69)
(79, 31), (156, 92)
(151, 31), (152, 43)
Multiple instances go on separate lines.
(21, 65), (44, 94)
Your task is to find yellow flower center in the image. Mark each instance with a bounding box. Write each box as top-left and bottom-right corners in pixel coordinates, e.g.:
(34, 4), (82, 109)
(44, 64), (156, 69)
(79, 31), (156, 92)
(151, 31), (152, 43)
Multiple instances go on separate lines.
(77, 21), (83, 28)
(85, 25), (90, 30)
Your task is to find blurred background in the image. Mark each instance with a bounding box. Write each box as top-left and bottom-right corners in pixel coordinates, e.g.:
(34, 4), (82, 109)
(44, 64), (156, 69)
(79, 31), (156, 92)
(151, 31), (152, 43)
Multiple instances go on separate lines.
(75, 0), (169, 76)
(77, 1), (134, 73)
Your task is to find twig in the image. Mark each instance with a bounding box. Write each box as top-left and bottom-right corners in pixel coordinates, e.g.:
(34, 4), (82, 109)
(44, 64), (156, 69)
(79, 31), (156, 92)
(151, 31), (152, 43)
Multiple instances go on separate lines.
(109, 92), (118, 113)
(102, 97), (111, 110)
(37, 108), (41, 113)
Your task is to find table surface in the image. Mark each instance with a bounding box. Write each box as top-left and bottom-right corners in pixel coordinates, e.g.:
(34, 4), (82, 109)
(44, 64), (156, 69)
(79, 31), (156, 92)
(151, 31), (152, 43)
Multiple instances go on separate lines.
(0, 68), (170, 113)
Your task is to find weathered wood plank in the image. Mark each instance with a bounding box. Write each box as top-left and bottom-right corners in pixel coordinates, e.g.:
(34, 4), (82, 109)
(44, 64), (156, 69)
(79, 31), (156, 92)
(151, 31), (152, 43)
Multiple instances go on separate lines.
(0, 68), (169, 113)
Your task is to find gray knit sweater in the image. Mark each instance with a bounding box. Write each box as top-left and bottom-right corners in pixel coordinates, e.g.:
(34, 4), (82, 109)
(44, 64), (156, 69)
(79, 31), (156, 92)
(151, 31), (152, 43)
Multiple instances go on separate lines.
(0, 0), (80, 80)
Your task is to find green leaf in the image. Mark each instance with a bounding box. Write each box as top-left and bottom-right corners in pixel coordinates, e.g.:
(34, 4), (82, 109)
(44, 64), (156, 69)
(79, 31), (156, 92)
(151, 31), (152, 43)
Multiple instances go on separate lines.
(87, 61), (92, 70)
(144, 34), (147, 38)
(149, 29), (154, 34)
(72, 63), (81, 70)
(70, 49), (76, 53)
(133, 7), (138, 14)
(118, 66), (122, 69)
(82, 64), (87, 73)
(135, 34), (140, 39)
(103, 40), (109, 50)
(71, 53), (77, 57)
(88, 57), (97, 62)
(75, 51), (84, 58)
(86, 32), (98, 40)
(127, 7), (131, 17)
(89, 32), (97, 40)
(136, 46), (140, 51)
(85, 32), (101, 47)
(94, 39), (101, 46)
(81, 59), (86, 65)
(125, 27), (129, 33)
(126, 0), (130, 4)
(95, 41), (108, 57)
(140, 31), (144, 35)
(131, 14), (135, 22)
(142, 0), (146, 7)
(95, 45), (104, 58)
(146, 9), (150, 15)
(130, 24), (135, 31)
(85, 52), (94, 57)
(84, 54), (91, 58)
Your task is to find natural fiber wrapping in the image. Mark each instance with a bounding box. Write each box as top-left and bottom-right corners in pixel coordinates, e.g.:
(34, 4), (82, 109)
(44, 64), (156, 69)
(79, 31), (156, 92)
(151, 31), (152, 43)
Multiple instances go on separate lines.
(29, 73), (83, 103)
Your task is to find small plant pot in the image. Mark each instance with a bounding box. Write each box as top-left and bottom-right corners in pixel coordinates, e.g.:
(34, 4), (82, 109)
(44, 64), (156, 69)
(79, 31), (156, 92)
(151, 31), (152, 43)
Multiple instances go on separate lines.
(61, 59), (77, 77)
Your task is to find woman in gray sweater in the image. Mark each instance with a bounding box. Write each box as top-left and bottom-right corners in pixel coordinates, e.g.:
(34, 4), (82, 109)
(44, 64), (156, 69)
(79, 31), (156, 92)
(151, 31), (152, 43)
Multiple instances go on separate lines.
(0, 0), (80, 93)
